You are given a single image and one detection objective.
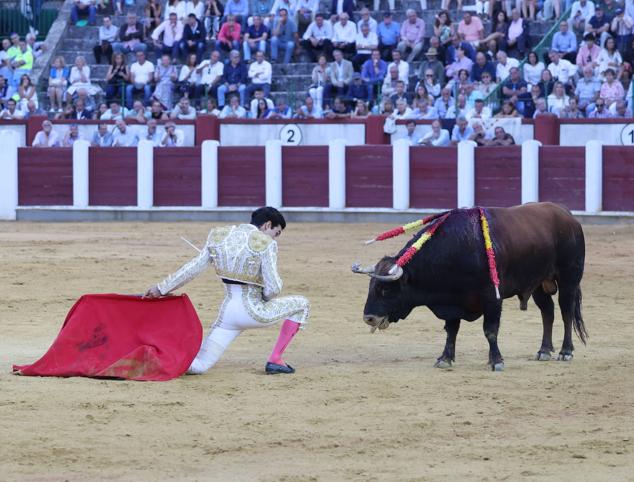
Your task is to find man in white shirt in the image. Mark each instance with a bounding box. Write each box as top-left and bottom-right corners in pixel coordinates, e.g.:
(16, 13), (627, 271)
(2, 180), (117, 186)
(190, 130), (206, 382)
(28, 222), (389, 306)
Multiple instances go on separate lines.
(170, 97), (197, 120)
(100, 101), (129, 120)
(246, 50), (273, 99)
(93, 15), (118, 64)
(466, 98), (492, 121)
(391, 98), (414, 119)
(196, 50), (224, 101)
(418, 119), (450, 146)
(296, 0), (319, 35)
(126, 51), (154, 109)
(219, 94), (248, 118)
(160, 121), (185, 147)
(249, 87), (275, 117)
(352, 23), (378, 71)
(151, 13), (184, 59)
(332, 12), (356, 55)
(356, 7), (378, 34)
(387, 49), (409, 85)
(32, 120), (61, 147)
(144, 119), (162, 146)
(0, 98), (24, 119)
(547, 50), (576, 86)
(571, 0), (596, 33)
(300, 13), (333, 61)
(495, 50), (519, 82)
(112, 119), (139, 147)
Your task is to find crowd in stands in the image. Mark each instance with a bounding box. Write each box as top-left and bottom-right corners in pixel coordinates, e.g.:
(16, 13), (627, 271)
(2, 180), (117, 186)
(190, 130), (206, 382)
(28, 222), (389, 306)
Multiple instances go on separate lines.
(1, 0), (634, 147)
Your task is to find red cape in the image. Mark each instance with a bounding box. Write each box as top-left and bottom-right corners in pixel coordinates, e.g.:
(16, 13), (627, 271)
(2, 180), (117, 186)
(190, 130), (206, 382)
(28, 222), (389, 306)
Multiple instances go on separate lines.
(13, 294), (203, 381)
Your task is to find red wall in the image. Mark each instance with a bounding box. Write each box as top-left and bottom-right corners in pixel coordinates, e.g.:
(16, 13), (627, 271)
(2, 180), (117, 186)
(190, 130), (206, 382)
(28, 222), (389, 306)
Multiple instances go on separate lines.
(282, 146), (328, 207)
(475, 147), (521, 207)
(409, 147), (457, 209)
(18, 148), (73, 205)
(218, 146), (265, 206)
(154, 147), (201, 206)
(603, 146), (634, 211)
(89, 147), (137, 206)
(538, 147), (585, 211)
(345, 145), (392, 208)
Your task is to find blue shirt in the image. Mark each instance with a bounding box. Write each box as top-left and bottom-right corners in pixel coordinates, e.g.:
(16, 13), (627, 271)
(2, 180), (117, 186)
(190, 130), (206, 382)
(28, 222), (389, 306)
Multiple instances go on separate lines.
(225, 0), (249, 16)
(470, 62), (496, 82)
(551, 31), (577, 53)
(272, 18), (297, 42)
(361, 58), (387, 83)
(377, 21), (400, 46)
(246, 23), (269, 39)
(451, 125), (474, 142)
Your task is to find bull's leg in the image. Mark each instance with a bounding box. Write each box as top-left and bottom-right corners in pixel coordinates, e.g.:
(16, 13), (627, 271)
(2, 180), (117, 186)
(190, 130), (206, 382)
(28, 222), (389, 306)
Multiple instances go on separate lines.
(434, 319), (460, 368)
(483, 303), (504, 371)
(532, 287), (555, 361)
(557, 287), (576, 361)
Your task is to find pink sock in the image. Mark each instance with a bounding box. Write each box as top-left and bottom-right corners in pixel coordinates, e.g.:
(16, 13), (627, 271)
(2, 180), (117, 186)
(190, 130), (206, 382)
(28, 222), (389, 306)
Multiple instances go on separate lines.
(268, 319), (300, 365)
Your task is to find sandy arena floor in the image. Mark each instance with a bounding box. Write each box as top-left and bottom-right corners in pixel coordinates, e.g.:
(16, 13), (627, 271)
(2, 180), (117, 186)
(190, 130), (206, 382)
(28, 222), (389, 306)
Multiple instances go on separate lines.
(0, 221), (633, 482)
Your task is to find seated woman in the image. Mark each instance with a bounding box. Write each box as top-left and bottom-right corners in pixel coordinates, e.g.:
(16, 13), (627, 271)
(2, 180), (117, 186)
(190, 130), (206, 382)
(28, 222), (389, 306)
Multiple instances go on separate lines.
(495, 99), (521, 117)
(47, 56), (69, 113)
(105, 52), (130, 103)
(67, 56), (102, 100)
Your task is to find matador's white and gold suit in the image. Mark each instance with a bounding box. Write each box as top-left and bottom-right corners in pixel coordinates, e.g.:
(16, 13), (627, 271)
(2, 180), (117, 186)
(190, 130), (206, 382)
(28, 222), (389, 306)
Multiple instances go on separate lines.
(157, 223), (310, 374)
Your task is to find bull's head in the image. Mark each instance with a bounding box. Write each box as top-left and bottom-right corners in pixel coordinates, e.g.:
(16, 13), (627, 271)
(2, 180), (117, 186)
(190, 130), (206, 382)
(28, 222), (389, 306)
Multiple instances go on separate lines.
(351, 257), (415, 331)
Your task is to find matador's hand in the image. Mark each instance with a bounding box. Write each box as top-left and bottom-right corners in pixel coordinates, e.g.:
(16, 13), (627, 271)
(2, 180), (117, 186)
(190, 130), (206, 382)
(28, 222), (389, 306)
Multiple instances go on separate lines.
(143, 285), (162, 299)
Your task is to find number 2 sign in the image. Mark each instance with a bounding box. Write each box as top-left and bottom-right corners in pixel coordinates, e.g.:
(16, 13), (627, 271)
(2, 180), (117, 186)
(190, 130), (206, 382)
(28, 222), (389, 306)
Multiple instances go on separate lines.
(279, 124), (303, 146)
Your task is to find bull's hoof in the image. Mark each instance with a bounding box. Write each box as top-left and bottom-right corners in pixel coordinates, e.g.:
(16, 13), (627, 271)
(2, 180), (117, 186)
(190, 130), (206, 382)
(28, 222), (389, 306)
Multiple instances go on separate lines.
(536, 351), (551, 361)
(557, 353), (573, 362)
(434, 359), (453, 369)
(491, 362), (505, 372)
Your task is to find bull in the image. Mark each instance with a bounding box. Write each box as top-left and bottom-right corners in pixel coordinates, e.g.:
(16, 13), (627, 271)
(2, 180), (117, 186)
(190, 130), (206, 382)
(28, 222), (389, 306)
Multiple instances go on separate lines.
(351, 202), (587, 371)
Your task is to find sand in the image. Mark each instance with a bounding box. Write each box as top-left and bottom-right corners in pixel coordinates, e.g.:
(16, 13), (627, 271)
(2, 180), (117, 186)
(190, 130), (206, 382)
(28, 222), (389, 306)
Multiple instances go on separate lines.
(1, 221), (633, 482)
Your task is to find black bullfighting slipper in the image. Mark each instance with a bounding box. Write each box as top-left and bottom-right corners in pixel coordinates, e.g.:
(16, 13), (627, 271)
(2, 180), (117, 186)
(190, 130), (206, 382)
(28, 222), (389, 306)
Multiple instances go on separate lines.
(265, 362), (295, 374)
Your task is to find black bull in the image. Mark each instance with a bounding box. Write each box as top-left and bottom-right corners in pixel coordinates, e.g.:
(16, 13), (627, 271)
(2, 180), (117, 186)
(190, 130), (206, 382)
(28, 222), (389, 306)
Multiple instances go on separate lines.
(352, 202), (587, 371)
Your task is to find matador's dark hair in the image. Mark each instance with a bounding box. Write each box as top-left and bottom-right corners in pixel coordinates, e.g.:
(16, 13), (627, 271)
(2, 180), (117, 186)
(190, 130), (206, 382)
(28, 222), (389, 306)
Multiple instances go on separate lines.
(250, 207), (286, 230)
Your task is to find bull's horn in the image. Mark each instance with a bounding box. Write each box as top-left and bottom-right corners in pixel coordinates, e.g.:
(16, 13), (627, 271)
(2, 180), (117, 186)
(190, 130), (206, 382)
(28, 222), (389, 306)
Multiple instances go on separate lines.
(369, 264), (403, 282)
(351, 263), (375, 274)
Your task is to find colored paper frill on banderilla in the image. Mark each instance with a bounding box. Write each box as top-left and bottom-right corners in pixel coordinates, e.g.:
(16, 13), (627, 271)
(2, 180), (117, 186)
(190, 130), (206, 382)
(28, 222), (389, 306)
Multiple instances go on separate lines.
(13, 294), (203, 381)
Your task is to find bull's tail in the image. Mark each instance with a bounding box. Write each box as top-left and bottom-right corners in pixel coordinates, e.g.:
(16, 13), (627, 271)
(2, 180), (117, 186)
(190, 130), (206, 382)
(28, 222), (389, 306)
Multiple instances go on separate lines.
(573, 286), (588, 345)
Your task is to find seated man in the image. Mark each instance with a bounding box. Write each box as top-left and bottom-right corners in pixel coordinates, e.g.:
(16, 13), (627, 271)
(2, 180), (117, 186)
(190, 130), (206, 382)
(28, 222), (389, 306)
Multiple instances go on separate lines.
(377, 12), (400, 61)
(332, 12), (356, 56)
(93, 15), (117, 64)
(246, 50), (272, 99)
(91, 123), (114, 147)
(32, 120), (61, 147)
(113, 13), (148, 55)
(487, 126), (516, 145)
(217, 15), (242, 53)
(450, 115), (474, 144)
(217, 50), (248, 107)
(71, 0), (97, 26)
(266, 97), (293, 118)
(243, 15), (269, 61)
(352, 23), (378, 72)
(418, 119), (450, 146)
(219, 94), (248, 118)
(457, 11), (484, 48)
(270, 8), (298, 64)
(160, 121), (185, 147)
(300, 13), (332, 62)
(294, 95), (322, 118)
(249, 87), (274, 117)
(126, 51), (155, 109)
(151, 13), (184, 59)
(361, 49), (387, 101)
(397, 9), (425, 62)
(171, 97), (197, 119)
(506, 9), (528, 58)
(181, 13), (207, 63)
(111, 119), (139, 146)
(324, 49), (353, 104)
(550, 20), (578, 63)
(196, 50), (224, 105)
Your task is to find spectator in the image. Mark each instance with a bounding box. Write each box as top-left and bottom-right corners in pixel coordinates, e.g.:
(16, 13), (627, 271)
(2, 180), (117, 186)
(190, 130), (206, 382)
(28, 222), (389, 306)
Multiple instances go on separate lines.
(348, 72), (368, 102)
(413, 83), (433, 104)
(114, 13), (148, 55)
(451, 115), (474, 144)
(126, 99), (150, 123)
(470, 51), (495, 83)
(301, 13), (333, 62)
(445, 93), (468, 119)
(377, 12), (400, 61)
(389, 79), (409, 105)
(76, 88), (96, 112)
(349, 99), (369, 118)
(540, 0), (561, 20)
(187, 0), (206, 20)
(418, 119), (450, 146)
(413, 98), (438, 119)
(0, 75), (11, 111)
(71, 97), (93, 119)
(378, 97), (394, 115)
(559, 96), (585, 118)
(153, 54), (178, 110)
(466, 98), (492, 121)
(419, 47), (445, 86)
(576, 33), (601, 74)
(611, 8), (633, 55)
(381, 64), (400, 98)
(196, 49), (224, 104)
(434, 87), (455, 118)
(62, 124), (82, 147)
(160, 121), (185, 146)
(588, 97), (612, 117)
(218, 50), (248, 107)
(244, 15), (269, 61)
(482, 11), (508, 51)
(295, 95), (322, 118)
(67, 56), (101, 98)
(434, 10), (455, 53)
(10, 40), (34, 87)
(112, 119), (139, 146)
(357, 8), (378, 34)
(200, 97), (222, 115)
(502, 67), (528, 111)
(421, 68), (441, 98)
(600, 68), (625, 106)
(610, 98), (633, 117)
(597, 37), (622, 80)
(468, 122), (489, 146)
(94, 16), (117, 64)
(495, 100), (520, 117)
(398, 9), (425, 62)
(487, 126), (515, 145)
(446, 46), (474, 80)
(152, 13), (184, 59)
(330, 0), (354, 19)
(150, 99), (169, 119)
(47, 57), (69, 113)
(249, 0), (271, 23)
(547, 50), (576, 87)
(270, 8), (298, 64)
(538, 68), (556, 97)
(127, 51), (155, 109)
(547, 81), (570, 114)
(144, 118), (162, 145)
(387, 49), (409, 85)
(476, 70), (498, 97)
(145, 0), (163, 33)
(25, 33), (46, 60)
(332, 12), (356, 56)
(571, 0), (596, 34)
(91, 123), (114, 146)
(179, 53), (200, 100)
(204, 0), (225, 38)
(23, 99), (43, 118)
(324, 96), (351, 118)
(270, 0), (296, 19)
(523, 51), (545, 89)
(551, 20), (577, 62)
(575, 65), (601, 111)
(353, 23), (378, 72)
(506, 8), (528, 57)
(0, 98), (23, 119)
(296, 0), (318, 36)
(217, 14), (242, 53)
(446, 36), (476, 64)
(181, 13), (207, 63)
(164, 0), (187, 21)
(402, 119), (418, 144)
(101, 101), (128, 120)
(171, 96), (197, 119)
(249, 87), (274, 117)
(495, 50), (519, 82)
(33, 120), (60, 147)
(225, 0), (249, 26)
(457, 12), (484, 48)
(267, 97), (292, 118)
(72, 0), (97, 26)
(324, 49), (353, 103)
(219, 94), (247, 117)
(246, 50), (272, 98)
(105, 52), (130, 103)
(392, 98), (414, 119)
(586, 6), (611, 48)
(361, 49), (387, 100)
(308, 54), (329, 107)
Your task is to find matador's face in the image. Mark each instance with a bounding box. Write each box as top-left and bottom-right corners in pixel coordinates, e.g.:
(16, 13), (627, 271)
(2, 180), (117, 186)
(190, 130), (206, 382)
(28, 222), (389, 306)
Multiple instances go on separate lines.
(259, 222), (283, 240)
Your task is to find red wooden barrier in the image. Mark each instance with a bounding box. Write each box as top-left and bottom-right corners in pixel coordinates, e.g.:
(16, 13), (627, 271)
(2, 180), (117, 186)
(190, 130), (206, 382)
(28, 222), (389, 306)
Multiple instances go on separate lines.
(89, 147), (137, 206)
(475, 146), (521, 207)
(282, 146), (328, 207)
(154, 147), (201, 206)
(345, 145), (392, 208)
(603, 146), (634, 211)
(18, 147), (73, 205)
(409, 147), (457, 209)
(538, 146), (585, 211)
(218, 146), (265, 206)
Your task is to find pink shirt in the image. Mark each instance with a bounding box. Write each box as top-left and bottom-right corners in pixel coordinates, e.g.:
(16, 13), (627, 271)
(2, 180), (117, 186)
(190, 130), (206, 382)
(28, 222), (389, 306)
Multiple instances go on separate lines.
(508, 19), (523, 42)
(600, 80), (624, 105)
(458, 16), (483, 42)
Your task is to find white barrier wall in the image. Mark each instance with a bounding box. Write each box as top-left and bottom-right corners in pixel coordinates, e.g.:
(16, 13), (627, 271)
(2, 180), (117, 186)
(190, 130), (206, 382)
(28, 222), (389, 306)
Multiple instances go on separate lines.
(560, 123), (634, 146)
(220, 123), (366, 146)
(0, 124), (27, 146)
